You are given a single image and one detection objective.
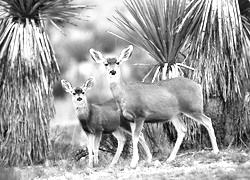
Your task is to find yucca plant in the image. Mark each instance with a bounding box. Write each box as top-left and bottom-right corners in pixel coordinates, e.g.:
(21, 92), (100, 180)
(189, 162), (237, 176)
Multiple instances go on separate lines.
(109, 0), (194, 81)
(0, 0), (90, 166)
(177, 0), (250, 146)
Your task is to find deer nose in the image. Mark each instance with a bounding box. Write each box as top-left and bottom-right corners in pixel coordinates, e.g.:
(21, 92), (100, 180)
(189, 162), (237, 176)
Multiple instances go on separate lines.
(110, 70), (116, 75)
(77, 97), (82, 101)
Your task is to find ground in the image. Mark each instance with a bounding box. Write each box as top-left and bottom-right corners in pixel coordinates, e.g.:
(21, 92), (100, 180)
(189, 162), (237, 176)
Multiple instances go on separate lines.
(2, 148), (250, 180)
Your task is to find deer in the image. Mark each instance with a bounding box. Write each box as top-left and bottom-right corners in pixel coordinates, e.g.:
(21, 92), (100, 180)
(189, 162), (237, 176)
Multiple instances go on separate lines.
(61, 77), (152, 167)
(89, 45), (219, 168)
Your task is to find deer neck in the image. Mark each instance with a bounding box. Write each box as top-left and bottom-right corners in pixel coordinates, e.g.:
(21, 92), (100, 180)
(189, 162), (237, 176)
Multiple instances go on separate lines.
(109, 77), (126, 111)
(74, 97), (90, 121)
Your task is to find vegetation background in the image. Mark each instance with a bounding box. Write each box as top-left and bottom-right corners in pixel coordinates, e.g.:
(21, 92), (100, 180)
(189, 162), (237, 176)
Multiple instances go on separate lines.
(0, 0), (250, 179)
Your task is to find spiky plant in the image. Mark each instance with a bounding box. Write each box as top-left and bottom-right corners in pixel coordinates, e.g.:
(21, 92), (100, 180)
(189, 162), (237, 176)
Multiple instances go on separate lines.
(109, 0), (194, 81)
(177, 0), (250, 145)
(0, 0), (90, 166)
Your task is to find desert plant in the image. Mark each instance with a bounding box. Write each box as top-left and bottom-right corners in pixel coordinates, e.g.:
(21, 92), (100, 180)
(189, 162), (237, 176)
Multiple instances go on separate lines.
(109, 0), (192, 81)
(0, 0), (90, 166)
(178, 0), (250, 146)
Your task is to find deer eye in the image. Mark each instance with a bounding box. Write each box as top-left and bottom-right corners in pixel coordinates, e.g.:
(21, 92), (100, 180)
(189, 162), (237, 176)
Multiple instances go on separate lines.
(73, 92), (76, 95)
(116, 62), (120, 65)
(104, 63), (108, 66)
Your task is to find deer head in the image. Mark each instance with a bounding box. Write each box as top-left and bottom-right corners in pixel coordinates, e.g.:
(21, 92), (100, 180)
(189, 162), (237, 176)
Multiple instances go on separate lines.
(61, 77), (94, 108)
(89, 45), (133, 83)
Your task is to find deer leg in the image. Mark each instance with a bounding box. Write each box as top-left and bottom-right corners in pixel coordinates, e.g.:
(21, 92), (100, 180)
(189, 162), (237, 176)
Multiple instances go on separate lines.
(87, 134), (94, 167)
(110, 128), (126, 167)
(93, 132), (102, 167)
(130, 119), (144, 168)
(188, 113), (219, 154)
(123, 129), (152, 164)
(167, 116), (187, 162)
(138, 132), (152, 163)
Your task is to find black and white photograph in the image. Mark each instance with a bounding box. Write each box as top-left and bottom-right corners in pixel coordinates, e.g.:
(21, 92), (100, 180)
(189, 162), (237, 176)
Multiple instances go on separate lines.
(0, 0), (250, 179)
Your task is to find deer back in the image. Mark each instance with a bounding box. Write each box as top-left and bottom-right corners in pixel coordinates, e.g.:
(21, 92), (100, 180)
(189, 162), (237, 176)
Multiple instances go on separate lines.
(88, 99), (131, 134)
(119, 77), (203, 122)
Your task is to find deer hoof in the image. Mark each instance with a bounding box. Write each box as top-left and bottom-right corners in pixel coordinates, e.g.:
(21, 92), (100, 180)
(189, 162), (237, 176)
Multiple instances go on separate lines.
(213, 149), (219, 154)
(109, 163), (115, 168)
(130, 160), (138, 169)
(166, 156), (175, 162)
(146, 155), (153, 164)
(88, 163), (94, 168)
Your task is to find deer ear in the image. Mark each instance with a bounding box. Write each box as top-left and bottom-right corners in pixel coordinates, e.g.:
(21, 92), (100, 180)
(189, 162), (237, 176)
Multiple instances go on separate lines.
(118, 45), (133, 63)
(89, 48), (106, 63)
(61, 79), (73, 93)
(84, 77), (95, 91)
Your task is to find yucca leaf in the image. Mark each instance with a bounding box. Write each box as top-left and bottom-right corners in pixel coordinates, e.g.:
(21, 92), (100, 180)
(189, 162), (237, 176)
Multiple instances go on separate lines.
(0, 0), (91, 29)
(178, 0), (250, 102)
(110, 0), (192, 81)
(176, 0), (250, 146)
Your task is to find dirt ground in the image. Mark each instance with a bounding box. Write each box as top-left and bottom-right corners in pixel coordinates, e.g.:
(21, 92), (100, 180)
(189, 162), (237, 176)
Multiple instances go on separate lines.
(5, 148), (249, 180)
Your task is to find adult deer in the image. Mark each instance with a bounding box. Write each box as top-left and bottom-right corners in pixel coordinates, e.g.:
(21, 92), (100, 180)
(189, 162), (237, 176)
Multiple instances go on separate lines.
(90, 45), (219, 168)
(61, 77), (152, 167)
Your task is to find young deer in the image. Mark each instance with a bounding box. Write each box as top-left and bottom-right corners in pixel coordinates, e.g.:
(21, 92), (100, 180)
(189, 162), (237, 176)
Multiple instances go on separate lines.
(90, 46), (219, 168)
(61, 77), (152, 167)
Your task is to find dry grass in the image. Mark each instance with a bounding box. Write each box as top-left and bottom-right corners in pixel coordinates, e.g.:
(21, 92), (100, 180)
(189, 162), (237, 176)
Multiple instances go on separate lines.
(44, 99), (250, 180)
(2, 147), (249, 180)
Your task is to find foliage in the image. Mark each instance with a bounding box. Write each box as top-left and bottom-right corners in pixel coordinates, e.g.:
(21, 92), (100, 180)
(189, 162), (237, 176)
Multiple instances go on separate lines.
(110, 0), (192, 81)
(0, 0), (90, 166)
(178, 0), (250, 102)
(178, 0), (250, 145)
(0, 0), (89, 24)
